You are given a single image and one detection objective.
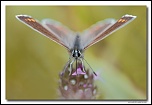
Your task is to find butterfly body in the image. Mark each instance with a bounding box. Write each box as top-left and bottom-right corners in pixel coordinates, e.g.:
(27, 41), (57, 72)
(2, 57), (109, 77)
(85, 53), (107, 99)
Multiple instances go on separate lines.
(70, 35), (82, 57)
(16, 14), (136, 75)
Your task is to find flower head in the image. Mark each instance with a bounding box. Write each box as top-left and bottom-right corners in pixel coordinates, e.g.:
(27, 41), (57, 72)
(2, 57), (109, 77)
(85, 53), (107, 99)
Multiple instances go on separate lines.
(59, 62), (97, 99)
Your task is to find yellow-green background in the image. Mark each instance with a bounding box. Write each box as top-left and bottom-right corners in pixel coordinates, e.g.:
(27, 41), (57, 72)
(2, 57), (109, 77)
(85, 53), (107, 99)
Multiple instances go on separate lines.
(6, 6), (146, 100)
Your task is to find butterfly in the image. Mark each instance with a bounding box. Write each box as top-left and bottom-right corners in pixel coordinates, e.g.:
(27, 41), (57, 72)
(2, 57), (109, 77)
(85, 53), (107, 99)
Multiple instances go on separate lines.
(16, 14), (136, 76)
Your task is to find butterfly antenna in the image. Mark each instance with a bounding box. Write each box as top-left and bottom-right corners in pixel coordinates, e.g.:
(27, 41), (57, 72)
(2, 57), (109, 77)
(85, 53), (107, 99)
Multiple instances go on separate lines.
(76, 58), (77, 75)
(83, 58), (97, 76)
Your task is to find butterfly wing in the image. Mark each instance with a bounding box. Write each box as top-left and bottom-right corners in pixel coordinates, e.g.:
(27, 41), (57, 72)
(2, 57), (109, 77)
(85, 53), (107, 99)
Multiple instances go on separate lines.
(80, 18), (116, 50)
(16, 15), (75, 51)
(80, 14), (137, 50)
(41, 18), (76, 50)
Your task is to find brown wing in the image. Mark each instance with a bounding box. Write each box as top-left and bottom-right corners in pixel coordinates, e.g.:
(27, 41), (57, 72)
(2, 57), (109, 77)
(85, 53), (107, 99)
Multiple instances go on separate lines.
(80, 18), (116, 50)
(81, 14), (136, 50)
(16, 15), (71, 50)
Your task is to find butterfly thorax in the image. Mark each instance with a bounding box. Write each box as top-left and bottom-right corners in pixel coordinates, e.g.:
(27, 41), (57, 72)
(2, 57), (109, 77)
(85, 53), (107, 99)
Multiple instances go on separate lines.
(70, 35), (83, 59)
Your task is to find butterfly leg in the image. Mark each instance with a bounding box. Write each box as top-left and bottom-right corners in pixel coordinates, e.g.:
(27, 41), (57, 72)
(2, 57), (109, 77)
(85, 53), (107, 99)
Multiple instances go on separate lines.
(69, 58), (75, 75)
(62, 59), (71, 75)
(79, 58), (86, 73)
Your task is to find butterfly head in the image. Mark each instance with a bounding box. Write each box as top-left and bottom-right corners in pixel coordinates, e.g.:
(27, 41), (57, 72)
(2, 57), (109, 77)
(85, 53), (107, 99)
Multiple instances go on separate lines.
(71, 49), (82, 58)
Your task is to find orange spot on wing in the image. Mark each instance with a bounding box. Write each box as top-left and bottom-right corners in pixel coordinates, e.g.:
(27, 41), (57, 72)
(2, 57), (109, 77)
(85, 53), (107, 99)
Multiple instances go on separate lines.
(26, 18), (31, 21)
(25, 19), (28, 21)
(118, 19), (127, 23)
(118, 19), (122, 22)
(24, 18), (36, 22)
(31, 19), (36, 22)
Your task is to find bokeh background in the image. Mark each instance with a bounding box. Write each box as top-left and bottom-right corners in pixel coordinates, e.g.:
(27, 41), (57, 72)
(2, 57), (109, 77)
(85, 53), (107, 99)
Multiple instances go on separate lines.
(6, 6), (146, 100)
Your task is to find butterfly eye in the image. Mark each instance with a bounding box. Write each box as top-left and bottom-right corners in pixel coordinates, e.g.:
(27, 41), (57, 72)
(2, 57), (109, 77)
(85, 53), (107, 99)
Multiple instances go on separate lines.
(72, 50), (81, 58)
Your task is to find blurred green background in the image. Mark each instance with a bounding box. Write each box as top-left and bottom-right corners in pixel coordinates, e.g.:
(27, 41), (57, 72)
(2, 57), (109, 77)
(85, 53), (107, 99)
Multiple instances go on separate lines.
(6, 6), (146, 100)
